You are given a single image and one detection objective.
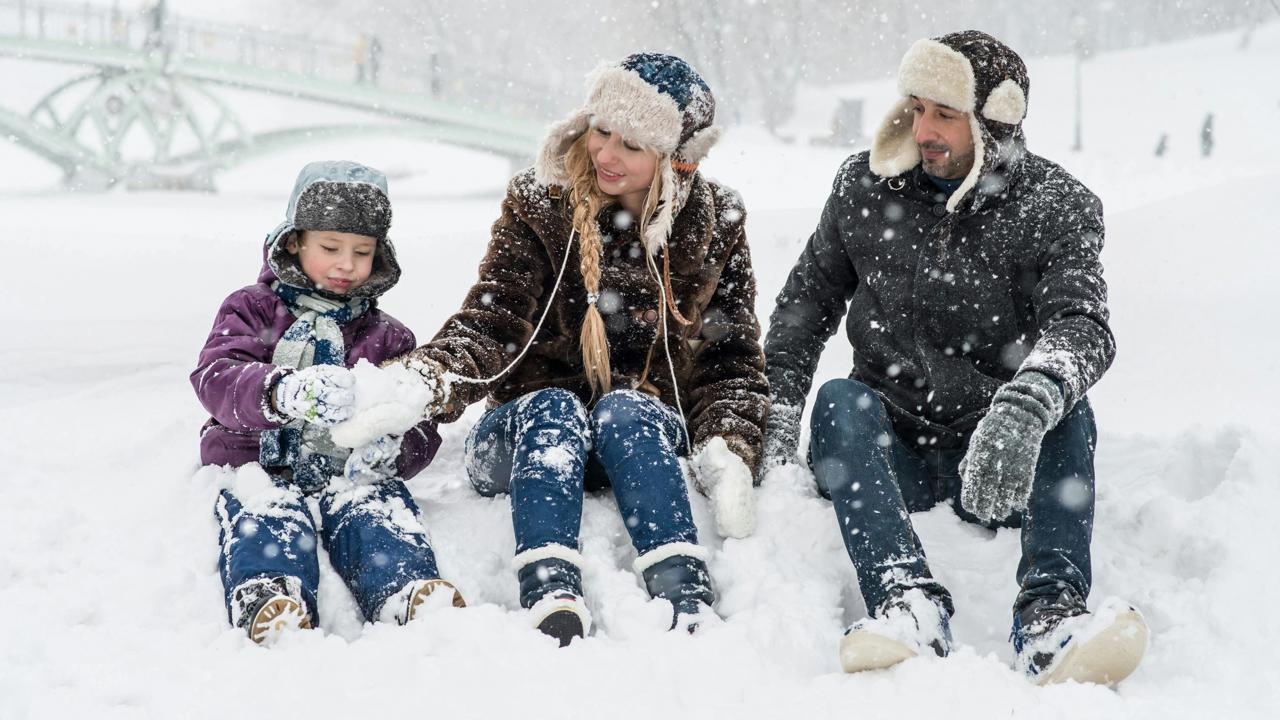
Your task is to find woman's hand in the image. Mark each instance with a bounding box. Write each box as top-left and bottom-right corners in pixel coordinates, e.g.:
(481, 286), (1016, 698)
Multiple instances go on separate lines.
(399, 357), (454, 418)
(691, 436), (757, 539)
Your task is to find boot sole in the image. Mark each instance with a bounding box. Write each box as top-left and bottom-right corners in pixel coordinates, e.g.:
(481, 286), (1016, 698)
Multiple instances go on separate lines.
(536, 608), (585, 647)
(839, 630), (918, 673)
(405, 579), (466, 623)
(1039, 609), (1148, 686)
(249, 596), (311, 645)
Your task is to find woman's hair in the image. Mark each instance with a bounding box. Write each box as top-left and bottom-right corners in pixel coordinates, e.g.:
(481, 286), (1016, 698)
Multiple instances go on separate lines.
(562, 131), (663, 396)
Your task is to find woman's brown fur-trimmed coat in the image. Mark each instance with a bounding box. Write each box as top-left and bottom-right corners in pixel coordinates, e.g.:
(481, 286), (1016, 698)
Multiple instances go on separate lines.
(404, 168), (770, 471)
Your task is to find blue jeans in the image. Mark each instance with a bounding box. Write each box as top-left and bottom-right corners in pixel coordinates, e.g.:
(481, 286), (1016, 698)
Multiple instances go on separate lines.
(466, 387), (695, 557)
(214, 473), (441, 624)
(809, 378), (1096, 618)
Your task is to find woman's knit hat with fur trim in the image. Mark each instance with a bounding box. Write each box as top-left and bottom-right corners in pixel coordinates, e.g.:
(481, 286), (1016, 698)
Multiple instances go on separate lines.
(535, 53), (721, 255)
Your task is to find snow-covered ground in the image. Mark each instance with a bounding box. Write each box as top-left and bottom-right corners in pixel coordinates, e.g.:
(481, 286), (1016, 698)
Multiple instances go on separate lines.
(2, 23), (1279, 720)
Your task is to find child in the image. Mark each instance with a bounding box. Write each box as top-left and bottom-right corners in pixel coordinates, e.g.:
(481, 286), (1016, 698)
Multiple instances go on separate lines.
(192, 160), (463, 644)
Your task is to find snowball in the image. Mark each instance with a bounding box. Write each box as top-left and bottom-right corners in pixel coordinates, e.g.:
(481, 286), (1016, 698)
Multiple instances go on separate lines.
(328, 359), (430, 448)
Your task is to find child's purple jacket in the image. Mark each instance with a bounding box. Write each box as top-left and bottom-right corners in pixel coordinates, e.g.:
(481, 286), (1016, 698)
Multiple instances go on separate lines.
(191, 260), (441, 480)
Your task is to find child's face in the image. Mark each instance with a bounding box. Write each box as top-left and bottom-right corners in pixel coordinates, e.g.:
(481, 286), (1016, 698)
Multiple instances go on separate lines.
(287, 230), (377, 295)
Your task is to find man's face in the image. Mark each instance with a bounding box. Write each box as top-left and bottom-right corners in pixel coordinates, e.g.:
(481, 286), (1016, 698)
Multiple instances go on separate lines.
(911, 95), (975, 179)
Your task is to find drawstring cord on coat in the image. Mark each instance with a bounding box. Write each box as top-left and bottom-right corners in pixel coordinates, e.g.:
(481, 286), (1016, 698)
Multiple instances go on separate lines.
(442, 229), (579, 387)
(441, 198), (702, 458)
(647, 188), (714, 454)
(645, 242), (693, 455)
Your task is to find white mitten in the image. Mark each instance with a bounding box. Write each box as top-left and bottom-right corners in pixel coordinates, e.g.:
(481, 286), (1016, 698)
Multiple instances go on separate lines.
(272, 365), (356, 426)
(692, 437), (757, 539)
(344, 434), (403, 485)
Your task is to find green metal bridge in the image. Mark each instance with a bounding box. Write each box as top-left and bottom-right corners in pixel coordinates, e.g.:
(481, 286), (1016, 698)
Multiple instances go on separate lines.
(0, 0), (546, 189)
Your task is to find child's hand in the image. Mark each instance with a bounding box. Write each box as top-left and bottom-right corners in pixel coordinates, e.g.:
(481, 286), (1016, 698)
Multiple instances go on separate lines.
(344, 434), (402, 484)
(273, 365), (357, 426)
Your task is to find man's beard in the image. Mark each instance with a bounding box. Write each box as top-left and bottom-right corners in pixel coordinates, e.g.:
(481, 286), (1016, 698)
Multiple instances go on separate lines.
(919, 142), (975, 179)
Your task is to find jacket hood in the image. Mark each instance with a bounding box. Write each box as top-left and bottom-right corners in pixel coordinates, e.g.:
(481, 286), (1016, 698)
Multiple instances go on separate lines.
(260, 160), (402, 299)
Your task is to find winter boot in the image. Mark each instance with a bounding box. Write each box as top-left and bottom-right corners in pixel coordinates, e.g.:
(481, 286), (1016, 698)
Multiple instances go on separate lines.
(635, 543), (717, 633)
(381, 578), (466, 625)
(1012, 591), (1148, 686)
(230, 576), (312, 645)
(839, 587), (953, 673)
(514, 544), (591, 647)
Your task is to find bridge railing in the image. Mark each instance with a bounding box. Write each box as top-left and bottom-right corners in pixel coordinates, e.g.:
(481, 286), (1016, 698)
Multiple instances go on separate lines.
(0, 0), (556, 119)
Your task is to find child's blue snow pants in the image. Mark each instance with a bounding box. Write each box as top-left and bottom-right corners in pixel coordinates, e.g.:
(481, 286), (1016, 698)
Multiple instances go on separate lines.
(214, 474), (441, 625)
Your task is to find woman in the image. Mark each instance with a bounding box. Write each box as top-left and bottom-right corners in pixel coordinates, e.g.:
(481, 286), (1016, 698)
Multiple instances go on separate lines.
(398, 53), (768, 645)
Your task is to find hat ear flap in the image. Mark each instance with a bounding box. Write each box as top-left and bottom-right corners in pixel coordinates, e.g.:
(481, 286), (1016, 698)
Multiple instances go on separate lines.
(869, 98), (919, 178)
(677, 125), (722, 164)
(535, 109), (593, 187)
(644, 157), (678, 257)
(981, 78), (1027, 125)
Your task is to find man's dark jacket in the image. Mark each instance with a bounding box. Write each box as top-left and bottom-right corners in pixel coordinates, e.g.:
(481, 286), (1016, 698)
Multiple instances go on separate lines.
(763, 148), (1114, 454)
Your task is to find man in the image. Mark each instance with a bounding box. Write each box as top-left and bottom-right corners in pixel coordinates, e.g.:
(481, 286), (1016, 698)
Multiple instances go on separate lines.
(763, 31), (1147, 685)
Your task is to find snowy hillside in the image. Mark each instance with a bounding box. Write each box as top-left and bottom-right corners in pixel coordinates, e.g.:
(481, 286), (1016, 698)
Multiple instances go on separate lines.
(2, 22), (1279, 720)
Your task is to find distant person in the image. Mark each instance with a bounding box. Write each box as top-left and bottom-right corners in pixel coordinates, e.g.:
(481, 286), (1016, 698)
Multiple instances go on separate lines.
(355, 34), (369, 83)
(762, 31), (1148, 685)
(368, 53), (768, 646)
(1200, 112), (1214, 157)
(368, 35), (383, 86)
(191, 161), (464, 644)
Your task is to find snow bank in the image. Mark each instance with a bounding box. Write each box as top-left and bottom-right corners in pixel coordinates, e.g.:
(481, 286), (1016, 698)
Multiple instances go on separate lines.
(2, 22), (1279, 720)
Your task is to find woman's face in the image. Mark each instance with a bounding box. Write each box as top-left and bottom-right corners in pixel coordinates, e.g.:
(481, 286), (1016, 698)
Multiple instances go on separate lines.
(586, 124), (657, 212)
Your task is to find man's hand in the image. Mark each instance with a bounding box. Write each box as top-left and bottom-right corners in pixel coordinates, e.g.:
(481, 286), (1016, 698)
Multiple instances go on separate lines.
(273, 365), (356, 426)
(960, 371), (1065, 522)
(761, 401), (803, 472)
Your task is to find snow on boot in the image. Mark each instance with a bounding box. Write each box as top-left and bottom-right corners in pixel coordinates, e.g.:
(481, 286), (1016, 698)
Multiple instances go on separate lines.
(528, 592), (591, 647)
(839, 588), (952, 673)
(1013, 593), (1148, 686)
(381, 578), (466, 625)
(514, 544), (591, 647)
(635, 543), (717, 633)
(231, 576), (312, 645)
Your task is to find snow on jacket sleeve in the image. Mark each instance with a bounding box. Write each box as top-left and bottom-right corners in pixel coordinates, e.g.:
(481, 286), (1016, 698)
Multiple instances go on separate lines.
(1017, 189), (1116, 412)
(402, 180), (549, 422)
(381, 324), (444, 480)
(761, 160), (861, 461)
(191, 288), (292, 432)
(685, 207), (770, 475)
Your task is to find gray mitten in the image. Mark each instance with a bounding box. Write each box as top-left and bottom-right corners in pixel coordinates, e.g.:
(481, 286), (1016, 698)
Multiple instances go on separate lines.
(761, 401), (803, 471)
(960, 371), (1065, 522)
